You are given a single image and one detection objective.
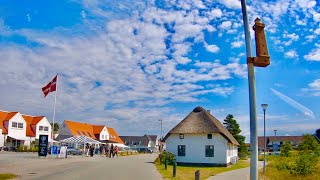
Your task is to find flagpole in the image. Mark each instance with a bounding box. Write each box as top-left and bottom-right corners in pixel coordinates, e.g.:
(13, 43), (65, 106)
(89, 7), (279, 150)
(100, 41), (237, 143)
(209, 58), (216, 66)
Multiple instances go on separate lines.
(51, 73), (58, 156)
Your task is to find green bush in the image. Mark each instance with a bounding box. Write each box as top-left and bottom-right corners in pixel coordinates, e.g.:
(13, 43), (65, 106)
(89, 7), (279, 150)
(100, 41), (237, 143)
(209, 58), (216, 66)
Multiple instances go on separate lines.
(159, 152), (176, 165)
(280, 141), (292, 157)
(290, 151), (318, 176)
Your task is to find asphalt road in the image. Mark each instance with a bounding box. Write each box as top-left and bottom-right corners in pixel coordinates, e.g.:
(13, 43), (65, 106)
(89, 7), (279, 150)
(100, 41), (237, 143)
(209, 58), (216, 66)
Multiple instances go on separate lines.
(0, 152), (162, 180)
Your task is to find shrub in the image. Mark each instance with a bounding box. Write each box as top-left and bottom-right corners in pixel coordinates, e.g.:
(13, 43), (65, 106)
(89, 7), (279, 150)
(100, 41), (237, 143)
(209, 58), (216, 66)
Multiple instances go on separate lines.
(158, 152), (176, 165)
(280, 141), (292, 157)
(290, 151), (318, 176)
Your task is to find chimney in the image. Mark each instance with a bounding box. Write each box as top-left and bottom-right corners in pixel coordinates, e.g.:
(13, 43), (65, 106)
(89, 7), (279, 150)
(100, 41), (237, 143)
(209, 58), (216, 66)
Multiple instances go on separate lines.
(207, 110), (210, 114)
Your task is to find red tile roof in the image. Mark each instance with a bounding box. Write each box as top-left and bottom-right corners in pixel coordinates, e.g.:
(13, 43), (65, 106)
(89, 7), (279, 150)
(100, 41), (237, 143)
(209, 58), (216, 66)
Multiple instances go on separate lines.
(64, 120), (123, 143)
(22, 115), (37, 137)
(0, 111), (9, 134)
(107, 127), (124, 144)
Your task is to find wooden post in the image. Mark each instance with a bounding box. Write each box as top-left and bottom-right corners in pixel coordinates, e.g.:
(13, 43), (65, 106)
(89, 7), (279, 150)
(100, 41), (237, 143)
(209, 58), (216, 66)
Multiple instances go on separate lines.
(173, 162), (177, 177)
(165, 159), (168, 170)
(195, 170), (200, 180)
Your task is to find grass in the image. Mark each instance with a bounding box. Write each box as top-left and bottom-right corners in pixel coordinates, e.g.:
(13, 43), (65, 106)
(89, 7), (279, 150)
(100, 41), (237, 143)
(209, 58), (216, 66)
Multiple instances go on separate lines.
(156, 160), (249, 180)
(0, 173), (17, 180)
(258, 155), (320, 180)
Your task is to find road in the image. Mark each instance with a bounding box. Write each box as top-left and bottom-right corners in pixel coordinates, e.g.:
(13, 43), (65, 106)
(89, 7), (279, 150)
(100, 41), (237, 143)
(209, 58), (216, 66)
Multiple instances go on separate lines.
(0, 152), (162, 180)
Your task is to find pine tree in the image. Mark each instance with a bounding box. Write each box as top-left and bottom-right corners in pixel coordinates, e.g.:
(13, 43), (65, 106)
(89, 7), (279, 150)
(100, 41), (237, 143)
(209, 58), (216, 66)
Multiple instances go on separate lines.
(223, 114), (247, 158)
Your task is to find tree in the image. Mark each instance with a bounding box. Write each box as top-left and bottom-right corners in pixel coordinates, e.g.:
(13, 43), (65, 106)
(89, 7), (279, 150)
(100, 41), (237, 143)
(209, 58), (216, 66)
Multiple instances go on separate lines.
(50, 122), (59, 132)
(280, 141), (292, 157)
(223, 114), (247, 158)
(298, 134), (320, 156)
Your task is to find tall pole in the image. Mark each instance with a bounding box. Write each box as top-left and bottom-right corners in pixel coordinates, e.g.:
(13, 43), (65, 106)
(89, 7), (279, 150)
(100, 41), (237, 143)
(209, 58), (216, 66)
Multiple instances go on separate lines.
(263, 109), (266, 174)
(274, 130), (277, 136)
(51, 74), (58, 155)
(241, 0), (258, 179)
(159, 119), (163, 140)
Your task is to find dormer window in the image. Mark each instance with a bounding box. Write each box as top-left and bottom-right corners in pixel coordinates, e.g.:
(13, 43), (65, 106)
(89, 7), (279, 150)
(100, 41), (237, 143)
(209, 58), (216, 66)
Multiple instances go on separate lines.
(179, 134), (184, 139)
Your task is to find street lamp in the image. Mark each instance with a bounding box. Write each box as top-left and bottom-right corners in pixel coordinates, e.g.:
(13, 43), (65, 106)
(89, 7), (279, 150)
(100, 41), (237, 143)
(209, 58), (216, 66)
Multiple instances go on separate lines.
(158, 119), (163, 140)
(274, 129), (277, 136)
(261, 103), (268, 174)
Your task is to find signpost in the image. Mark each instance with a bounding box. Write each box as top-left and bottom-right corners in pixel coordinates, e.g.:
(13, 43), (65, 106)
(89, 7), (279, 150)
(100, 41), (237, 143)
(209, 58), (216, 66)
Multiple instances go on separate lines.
(52, 146), (58, 155)
(38, 135), (49, 157)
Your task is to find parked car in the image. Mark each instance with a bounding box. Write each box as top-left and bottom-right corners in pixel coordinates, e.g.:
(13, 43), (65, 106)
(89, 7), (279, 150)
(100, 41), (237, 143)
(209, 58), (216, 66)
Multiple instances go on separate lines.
(67, 147), (82, 155)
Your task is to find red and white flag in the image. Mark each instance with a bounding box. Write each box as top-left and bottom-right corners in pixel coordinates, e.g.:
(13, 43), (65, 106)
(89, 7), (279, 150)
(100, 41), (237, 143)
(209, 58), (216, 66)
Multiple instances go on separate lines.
(42, 75), (58, 97)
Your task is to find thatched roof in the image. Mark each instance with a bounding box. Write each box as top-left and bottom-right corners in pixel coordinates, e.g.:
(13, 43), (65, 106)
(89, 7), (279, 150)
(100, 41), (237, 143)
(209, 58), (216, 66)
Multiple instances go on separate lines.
(163, 106), (239, 145)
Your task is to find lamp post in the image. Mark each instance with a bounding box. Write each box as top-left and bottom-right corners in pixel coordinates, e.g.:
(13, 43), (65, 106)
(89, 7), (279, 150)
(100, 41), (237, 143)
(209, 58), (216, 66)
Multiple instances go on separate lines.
(261, 104), (268, 174)
(274, 130), (277, 137)
(158, 119), (163, 140)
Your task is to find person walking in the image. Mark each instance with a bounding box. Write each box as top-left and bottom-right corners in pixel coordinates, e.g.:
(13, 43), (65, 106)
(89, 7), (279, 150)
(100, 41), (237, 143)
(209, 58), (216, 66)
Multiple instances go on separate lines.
(85, 143), (90, 157)
(99, 145), (103, 156)
(90, 144), (94, 157)
(110, 143), (114, 158)
(114, 145), (119, 158)
(106, 143), (110, 158)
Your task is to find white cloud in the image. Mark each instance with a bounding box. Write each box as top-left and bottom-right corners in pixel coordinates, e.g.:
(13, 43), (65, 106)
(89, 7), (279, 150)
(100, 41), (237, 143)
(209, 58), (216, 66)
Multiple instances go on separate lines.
(207, 8), (223, 19)
(314, 27), (320, 35)
(285, 50), (298, 58)
(304, 48), (320, 61)
(231, 41), (244, 48)
(220, 21), (232, 30)
(295, 0), (316, 9)
(204, 43), (220, 53)
(302, 79), (320, 97)
(218, 0), (241, 9)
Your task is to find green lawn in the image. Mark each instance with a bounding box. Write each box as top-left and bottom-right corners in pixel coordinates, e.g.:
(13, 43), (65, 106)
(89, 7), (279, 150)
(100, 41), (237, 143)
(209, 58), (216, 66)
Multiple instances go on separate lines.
(259, 155), (320, 180)
(156, 160), (249, 180)
(0, 173), (17, 180)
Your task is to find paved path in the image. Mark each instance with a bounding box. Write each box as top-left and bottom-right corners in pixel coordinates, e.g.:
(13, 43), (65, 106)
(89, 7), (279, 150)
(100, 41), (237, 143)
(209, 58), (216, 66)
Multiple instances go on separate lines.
(0, 152), (162, 180)
(206, 161), (264, 180)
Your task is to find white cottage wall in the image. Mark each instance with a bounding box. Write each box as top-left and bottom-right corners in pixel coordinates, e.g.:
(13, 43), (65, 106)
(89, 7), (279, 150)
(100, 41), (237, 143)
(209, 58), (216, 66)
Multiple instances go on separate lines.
(166, 133), (228, 165)
(226, 144), (239, 163)
(100, 127), (109, 140)
(0, 129), (3, 147)
(36, 117), (52, 140)
(7, 113), (27, 140)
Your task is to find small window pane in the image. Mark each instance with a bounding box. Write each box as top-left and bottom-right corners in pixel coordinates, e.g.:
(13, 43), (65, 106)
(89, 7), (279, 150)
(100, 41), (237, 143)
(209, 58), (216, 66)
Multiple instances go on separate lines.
(205, 145), (214, 157)
(207, 134), (212, 139)
(178, 145), (186, 156)
(39, 126), (44, 131)
(18, 123), (23, 128)
(44, 127), (49, 131)
(12, 122), (17, 128)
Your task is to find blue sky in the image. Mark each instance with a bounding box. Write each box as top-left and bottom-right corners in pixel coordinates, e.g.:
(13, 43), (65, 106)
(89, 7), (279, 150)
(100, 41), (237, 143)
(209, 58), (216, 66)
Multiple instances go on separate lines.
(0, 0), (319, 142)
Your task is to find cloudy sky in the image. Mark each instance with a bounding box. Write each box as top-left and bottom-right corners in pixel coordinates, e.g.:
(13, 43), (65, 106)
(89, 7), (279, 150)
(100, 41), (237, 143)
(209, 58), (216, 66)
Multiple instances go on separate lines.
(0, 0), (319, 141)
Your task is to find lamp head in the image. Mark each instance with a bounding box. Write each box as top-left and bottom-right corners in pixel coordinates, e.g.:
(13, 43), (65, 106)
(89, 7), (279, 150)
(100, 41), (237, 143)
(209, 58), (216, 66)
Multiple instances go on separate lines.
(261, 104), (268, 110)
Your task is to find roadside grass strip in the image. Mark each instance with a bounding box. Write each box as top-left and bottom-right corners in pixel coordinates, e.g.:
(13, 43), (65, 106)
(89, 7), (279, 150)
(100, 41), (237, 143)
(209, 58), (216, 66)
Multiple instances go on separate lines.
(156, 160), (249, 180)
(0, 173), (17, 180)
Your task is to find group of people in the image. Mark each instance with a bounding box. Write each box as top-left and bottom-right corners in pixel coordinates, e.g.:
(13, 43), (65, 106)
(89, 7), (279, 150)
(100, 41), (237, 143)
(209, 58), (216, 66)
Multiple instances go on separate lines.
(85, 143), (119, 158)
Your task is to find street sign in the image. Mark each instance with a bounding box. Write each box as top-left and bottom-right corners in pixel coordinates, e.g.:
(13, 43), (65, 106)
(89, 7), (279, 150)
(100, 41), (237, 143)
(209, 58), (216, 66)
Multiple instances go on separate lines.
(38, 135), (48, 157)
(52, 146), (58, 155)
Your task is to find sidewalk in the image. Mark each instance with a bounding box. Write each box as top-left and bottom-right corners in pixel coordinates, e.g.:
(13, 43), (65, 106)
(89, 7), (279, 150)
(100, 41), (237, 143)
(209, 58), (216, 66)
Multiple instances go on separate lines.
(206, 161), (264, 180)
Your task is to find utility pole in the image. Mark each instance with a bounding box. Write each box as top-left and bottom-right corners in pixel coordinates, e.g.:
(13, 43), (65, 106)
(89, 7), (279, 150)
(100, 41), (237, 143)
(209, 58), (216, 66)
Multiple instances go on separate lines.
(241, 0), (270, 179)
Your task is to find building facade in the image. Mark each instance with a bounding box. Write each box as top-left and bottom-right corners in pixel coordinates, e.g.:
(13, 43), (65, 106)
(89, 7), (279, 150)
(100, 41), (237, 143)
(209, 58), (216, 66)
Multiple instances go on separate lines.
(0, 110), (52, 149)
(163, 107), (239, 166)
(120, 134), (157, 152)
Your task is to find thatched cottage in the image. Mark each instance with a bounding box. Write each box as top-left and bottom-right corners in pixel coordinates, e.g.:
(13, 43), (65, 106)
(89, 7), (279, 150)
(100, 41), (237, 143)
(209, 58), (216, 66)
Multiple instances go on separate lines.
(163, 106), (239, 166)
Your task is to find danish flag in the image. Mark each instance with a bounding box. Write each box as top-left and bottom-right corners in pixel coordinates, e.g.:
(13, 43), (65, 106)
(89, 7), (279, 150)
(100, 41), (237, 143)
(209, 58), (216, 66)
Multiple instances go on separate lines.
(41, 75), (58, 97)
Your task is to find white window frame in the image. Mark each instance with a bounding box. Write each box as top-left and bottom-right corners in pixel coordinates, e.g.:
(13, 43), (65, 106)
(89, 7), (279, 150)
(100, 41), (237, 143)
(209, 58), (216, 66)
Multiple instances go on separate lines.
(44, 126), (49, 132)
(39, 126), (44, 131)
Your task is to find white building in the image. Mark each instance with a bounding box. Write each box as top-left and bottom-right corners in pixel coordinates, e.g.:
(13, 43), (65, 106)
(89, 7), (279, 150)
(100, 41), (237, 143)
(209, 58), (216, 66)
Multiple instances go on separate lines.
(163, 107), (239, 166)
(0, 110), (52, 149)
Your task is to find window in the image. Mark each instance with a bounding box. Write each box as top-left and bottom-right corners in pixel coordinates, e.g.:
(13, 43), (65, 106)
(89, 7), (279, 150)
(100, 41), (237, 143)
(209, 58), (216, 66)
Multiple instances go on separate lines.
(178, 145), (186, 156)
(39, 126), (44, 131)
(205, 145), (214, 157)
(18, 123), (23, 128)
(77, 131), (81, 135)
(102, 135), (104, 139)
(207, 134), (212, 139)
(82, 131), (86, 136)
(44, 126), (49, 131)
(179, 134), (184, 139)
(12, 122), (17, 128)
